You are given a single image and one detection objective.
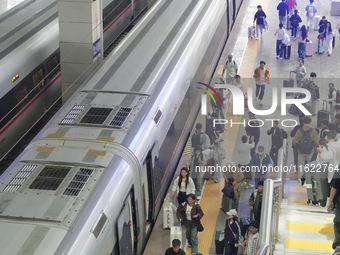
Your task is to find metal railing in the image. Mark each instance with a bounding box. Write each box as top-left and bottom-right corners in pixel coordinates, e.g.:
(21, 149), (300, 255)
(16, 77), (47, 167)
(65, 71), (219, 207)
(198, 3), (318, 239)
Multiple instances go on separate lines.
(257, 139), (287, 255)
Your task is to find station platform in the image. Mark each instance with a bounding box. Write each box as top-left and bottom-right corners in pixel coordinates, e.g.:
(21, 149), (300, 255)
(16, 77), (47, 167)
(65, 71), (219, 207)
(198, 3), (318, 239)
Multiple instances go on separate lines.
(144, 0), (340, 254)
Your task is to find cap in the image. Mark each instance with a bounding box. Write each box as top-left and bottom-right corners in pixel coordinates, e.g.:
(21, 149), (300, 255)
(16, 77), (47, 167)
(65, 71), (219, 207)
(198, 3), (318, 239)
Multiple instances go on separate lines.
(226, 209), (238, 217)
(328, 130), (337, 139)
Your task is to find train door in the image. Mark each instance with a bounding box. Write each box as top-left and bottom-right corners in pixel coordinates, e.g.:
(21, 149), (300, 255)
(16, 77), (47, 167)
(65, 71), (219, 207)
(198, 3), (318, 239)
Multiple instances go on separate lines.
(116, 189), (137, 255)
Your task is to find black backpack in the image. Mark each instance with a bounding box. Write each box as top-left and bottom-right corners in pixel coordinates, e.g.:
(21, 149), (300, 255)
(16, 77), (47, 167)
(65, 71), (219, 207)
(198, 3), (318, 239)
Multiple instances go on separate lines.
(336, 90), (340, 104)
(191, 133), (201, 149)
(298, 128), (314, 154)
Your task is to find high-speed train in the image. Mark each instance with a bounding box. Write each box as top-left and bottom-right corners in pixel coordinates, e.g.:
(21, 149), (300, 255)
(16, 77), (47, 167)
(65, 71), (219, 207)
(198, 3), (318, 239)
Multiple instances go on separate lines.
(0, 0), (153, 161)
(0, 0), (242, 254)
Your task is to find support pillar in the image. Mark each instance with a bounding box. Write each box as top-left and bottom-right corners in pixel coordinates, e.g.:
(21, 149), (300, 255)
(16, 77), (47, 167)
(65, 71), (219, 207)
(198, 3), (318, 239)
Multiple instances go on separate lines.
(57, 0), (102, 101)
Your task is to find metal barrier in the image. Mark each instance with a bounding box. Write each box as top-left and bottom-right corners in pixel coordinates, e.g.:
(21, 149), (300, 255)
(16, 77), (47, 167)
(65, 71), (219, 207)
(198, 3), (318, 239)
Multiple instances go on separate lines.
(257, 139), (287, 255)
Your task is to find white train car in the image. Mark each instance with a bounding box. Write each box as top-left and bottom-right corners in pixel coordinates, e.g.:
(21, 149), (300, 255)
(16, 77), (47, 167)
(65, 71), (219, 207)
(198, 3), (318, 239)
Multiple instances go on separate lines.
(0, 0), (152, 161)
(0, 0), (240, 254)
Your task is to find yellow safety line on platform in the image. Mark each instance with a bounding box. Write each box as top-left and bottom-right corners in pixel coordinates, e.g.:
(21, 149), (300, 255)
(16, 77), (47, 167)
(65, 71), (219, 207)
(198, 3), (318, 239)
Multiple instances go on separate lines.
(286, 221), (333, 233)
(288, 186), (306, 193)
(183, 140), (191, 156)
(284, 238), (333, 251)
(288, 197), (308, 204)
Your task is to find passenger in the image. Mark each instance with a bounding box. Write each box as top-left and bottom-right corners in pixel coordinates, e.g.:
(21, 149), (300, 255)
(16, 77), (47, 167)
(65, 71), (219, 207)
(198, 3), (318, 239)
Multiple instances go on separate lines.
(292, 116), (319, 186)
(305, 0), (317, 31)
(240, 220), (259, 255)
(191, 123), (211, 151)
(224, 209), (242, 255)
(253, 5), (267, 40)
(297, 25), (308, 60)
(222, 54), (238, 85)
(234, 75), (247, 109)
(274, 23), (286, 60)
(325, 22), (335, 56)
(318, 119), (330, 139)
(221, 177), (235, 213)
(290, 115), (305, 169)
(326, 83), (337, 122)
(276, 0), (289, 28)
(211, 128), (226, 183)
(334, 114), (340, 134)
(249, 181), (264, 224)
(301, 72), (319, 115)
(289, 9), (302, 39)
(287, 0), (297, 16)
(245, 112), (261, 157)
(326, 169), (340, 255)
(253, 61), (270, 106)
(237, 135), (255, 189)
(267, 120), (284, 166)
(292, 59), (307, 89)
(249, 146), (271, 185)
(319, 16), (327, 29)
(176, 194), (204, 255)
(165, 239), (186, 255)
(171, 167), (196, 205)
(223, 162), (244, 211)
(190, 147), (207, 197)
(335, 105), (340, 122)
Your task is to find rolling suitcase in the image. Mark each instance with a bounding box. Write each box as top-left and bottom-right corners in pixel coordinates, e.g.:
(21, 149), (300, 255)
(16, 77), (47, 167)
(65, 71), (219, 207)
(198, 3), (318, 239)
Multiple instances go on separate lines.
(317, 100), (330, 127)
(305, 41), (313, 57)
(221, 194), (234, 213)
(248, 26), (255, 38)
(170, 226), (182, 247)
(283, 71), (294, 96)
(304, 161), (329, 207)
(163, 200), (176, 229)
(282, 44), (291, 59)
(313, 15), (320, 31)
(316, 38), (324, 54)
(215, 230), (225, 255)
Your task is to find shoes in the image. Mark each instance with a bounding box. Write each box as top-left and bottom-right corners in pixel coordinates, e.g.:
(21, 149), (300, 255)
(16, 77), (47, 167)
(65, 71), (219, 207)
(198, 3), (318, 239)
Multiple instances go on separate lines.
(276, 55), (279, 59)
(255, 37), (258, 40)
(259, 100), (263, 105)
(280, 57), (283, 60)
(332, 246), (340, 255)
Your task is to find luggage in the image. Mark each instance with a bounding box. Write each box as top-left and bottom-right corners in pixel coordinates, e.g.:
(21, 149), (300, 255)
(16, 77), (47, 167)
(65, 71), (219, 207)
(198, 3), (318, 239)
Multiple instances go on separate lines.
(316, 38), (324, 54)
(286, 15), (291, 30)
(215, 230), (225, 255)
(304, 161), (329, 207)
(288, 104), (303, 116)
(248, 26), (255, 38)
(221, 194), (234, 213)
(239, 217), (252, 238)
(163, 200), (176, 229)
(170, 226), (182, 247)
(313, 15), (321, 31)
(283, 71), (294, 96)
(317, 100), (330, 128)
(282, 44), (291, 59)
(305, 41), (313, 57)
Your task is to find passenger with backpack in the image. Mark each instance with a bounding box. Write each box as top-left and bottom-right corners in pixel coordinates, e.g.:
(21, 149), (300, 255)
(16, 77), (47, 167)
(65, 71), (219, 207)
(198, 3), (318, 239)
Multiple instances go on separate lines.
(292, 116), (319, 185)
(191, 123), (210, 151)
(305, 0), (317, 31)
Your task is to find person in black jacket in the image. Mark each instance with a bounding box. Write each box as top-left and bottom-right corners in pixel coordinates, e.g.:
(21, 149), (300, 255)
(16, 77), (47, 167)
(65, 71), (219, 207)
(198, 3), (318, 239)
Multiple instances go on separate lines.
(290, 10), (302, 38)
(224, 209), (241, 255)
(165, 239), (186, 255)
(245, 112), (260, 157)
(267, 120), (283, 166)
(277, 0), (289, 27)
(290, 115), (305, 168)
(253, 5), (267, 39)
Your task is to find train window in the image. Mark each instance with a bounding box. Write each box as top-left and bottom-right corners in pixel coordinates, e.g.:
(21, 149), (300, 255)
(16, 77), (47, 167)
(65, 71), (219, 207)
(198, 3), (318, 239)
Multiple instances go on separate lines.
(47, 53), (60, 77)
(32, 68), (45, 89)
(103, 0), (130, 29)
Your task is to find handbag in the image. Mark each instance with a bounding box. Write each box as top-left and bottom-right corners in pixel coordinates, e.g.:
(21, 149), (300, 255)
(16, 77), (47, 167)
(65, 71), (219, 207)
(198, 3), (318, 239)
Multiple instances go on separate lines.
(197, 220), (204, 232)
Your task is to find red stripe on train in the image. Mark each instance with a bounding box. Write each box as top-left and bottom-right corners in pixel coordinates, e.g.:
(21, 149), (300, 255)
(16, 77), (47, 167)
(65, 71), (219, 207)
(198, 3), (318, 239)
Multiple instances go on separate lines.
(0, 73), (61, 136)
(103, 3), (132, 33)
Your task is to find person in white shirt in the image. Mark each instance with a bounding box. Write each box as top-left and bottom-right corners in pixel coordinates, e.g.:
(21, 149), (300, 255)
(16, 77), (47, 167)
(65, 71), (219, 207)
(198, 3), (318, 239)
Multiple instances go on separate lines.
(241, 221), (259, 255)
(274, 23), (286, 59)
(223, 54), (238, 85)
(171, 167), (196, 205)
(238, 135), (255, 189)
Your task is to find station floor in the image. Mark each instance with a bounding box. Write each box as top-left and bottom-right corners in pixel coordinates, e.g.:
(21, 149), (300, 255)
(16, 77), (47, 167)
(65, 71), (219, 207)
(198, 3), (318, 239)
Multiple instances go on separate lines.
(144, 0), (340, 254)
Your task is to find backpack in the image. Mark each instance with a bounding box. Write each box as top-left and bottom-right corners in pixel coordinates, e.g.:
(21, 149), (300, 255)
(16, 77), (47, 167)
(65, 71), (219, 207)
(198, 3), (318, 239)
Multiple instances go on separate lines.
(191, 133), (201, 149)
(298, 128), (314, 154)
(336, 90), (340, 104)
(222, 182), (234, 198)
